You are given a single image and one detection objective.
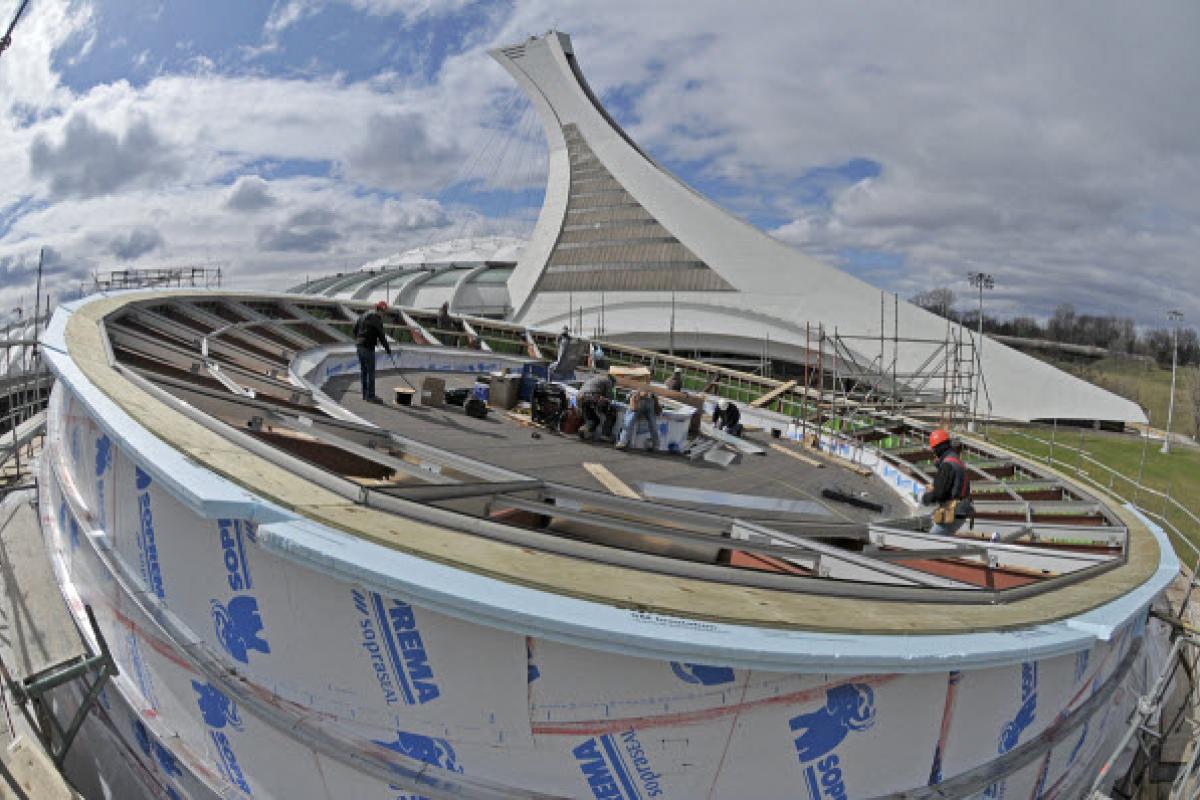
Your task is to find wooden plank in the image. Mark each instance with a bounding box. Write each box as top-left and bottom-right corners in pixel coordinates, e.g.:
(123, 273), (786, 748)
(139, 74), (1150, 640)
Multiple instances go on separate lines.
(583, 462), (641, 499)
(750, 379), (797, 408)
(769, 442), (824, 468)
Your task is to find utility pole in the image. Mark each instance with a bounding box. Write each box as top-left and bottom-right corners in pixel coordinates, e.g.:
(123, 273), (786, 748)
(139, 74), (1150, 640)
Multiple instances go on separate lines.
(1161, 309), (1183, 454)
(669, 291), (676, 357)
(33, 248), (44, 358)
(0, 1), (31, 60)
(967, 271), (994, 430)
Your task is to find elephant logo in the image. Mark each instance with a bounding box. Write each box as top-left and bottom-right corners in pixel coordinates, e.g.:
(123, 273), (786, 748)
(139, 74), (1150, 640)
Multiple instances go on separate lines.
(192, 680), (243, 731)
(375, 731), (463, 773)
(211, 596), (270, 664)
(670, 661), (736, 686)
(788, 683), (877, 763)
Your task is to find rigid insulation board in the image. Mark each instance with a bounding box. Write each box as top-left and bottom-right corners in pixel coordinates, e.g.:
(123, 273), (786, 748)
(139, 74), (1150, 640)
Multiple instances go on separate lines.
(35, 373), (1159, 800)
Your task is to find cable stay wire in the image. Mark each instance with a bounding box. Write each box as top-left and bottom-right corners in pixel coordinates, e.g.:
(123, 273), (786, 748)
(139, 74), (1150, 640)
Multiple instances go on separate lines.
(408, 87), (526, 256)
(424, 88), (531, 251)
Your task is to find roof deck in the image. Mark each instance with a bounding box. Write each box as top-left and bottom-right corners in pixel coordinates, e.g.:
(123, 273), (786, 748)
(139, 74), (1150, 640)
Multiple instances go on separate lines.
(49, 289), (1167, 635)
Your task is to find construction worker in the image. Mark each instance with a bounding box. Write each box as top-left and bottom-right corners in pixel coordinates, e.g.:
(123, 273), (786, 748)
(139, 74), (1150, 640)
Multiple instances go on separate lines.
(665, 367), (684, 392)
(617, 387), (661, 451)
(578, 373), (615, 441)
(437, 301), (452, 333)
(549, 326), (571, 377)
(353, 301), (393, 403)
(921, 428), (974, 535)
(712, 400), (742, 436)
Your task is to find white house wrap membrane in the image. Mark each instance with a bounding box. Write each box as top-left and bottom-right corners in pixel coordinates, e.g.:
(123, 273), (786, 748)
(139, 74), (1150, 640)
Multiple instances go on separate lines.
(31, 292), (1174, 799)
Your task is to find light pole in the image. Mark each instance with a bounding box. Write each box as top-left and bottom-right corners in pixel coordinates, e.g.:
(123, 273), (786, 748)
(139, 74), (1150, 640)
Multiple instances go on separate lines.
(967, 272), (994, 429)
(1161, 309), (1183, 454)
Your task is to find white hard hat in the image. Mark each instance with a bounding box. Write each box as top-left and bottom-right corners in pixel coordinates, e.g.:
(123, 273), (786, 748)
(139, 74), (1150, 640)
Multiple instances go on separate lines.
(720, 399), (730, 410)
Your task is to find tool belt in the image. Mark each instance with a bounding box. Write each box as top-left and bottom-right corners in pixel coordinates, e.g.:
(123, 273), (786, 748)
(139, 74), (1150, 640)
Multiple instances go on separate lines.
(932, 498), (974, 525)
(932, 501), (958, 525)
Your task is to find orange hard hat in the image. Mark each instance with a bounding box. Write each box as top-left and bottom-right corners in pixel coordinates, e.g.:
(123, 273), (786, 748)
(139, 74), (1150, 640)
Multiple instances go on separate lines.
(929, 428), (950, 449)
(375, 300), (389, 311)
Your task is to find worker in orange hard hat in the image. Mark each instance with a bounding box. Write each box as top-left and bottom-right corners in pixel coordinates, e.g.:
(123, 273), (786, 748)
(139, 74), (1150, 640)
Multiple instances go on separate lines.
(921, 428), (973, 535)
(352, 301), (393, 403)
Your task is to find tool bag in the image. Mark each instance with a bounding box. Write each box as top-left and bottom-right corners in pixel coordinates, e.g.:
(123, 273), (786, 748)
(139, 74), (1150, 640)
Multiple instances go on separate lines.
(932, 500), (959, 525)
(464, 396), (488, 419)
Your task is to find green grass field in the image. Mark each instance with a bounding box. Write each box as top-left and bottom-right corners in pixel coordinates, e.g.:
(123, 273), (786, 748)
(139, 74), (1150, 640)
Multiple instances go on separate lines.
(988, 424), (1200, 561)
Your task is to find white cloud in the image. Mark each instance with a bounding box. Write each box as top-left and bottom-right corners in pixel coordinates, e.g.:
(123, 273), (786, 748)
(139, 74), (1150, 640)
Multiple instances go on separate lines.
(262, 0), (474, 41)
(2, 0), (1198, 331)
(481, 1), (1200, 324)
(29, 112), (183, 198)
(225, 175), (277, 211)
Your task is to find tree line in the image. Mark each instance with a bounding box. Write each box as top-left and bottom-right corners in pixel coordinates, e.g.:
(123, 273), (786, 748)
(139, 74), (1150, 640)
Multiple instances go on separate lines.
(911, 288), (1198, 368)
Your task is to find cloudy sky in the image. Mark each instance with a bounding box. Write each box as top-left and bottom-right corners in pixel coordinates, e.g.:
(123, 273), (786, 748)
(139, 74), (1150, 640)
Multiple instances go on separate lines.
(1, 0), (1197, 328)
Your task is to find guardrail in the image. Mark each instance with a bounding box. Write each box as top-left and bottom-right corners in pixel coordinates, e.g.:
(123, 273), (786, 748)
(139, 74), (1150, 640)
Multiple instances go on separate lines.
(993, 427), (1200, 562)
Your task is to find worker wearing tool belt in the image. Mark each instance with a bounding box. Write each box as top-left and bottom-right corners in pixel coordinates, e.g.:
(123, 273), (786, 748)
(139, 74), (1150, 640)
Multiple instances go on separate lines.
(921, 428), (974, 535)
(617, 388), (661, 451)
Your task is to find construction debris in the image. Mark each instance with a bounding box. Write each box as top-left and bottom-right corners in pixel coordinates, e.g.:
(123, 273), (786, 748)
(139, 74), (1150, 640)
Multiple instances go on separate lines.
(821, 487), (885, 513)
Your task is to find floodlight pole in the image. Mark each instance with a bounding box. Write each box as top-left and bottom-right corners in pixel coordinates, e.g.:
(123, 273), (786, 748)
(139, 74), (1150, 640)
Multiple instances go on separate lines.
(1161, 309), (1183, 454)
(967, 271), (994, 431)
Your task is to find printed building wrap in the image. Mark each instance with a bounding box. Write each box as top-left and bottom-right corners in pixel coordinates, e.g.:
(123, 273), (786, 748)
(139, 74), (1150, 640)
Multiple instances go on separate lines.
(30, 286), (1176, 799)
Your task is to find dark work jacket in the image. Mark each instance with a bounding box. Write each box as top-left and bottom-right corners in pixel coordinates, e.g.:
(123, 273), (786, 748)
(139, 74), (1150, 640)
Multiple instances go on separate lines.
(713, 404), (740, 430)
(580, 374), (613, 397)
(353, 310), (391, 354)
(922, 448), (970, 506)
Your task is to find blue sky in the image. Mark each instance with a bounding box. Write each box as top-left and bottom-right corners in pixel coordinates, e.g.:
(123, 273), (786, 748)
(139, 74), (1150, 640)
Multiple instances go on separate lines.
(1, 0), (1198, 327)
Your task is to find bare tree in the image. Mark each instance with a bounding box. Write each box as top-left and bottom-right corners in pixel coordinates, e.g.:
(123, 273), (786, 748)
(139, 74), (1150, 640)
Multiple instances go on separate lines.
(911, 287), (956, 319)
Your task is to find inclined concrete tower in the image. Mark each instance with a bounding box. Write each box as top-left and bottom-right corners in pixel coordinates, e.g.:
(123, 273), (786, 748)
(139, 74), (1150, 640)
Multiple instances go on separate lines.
(491, 32), (1147, 425)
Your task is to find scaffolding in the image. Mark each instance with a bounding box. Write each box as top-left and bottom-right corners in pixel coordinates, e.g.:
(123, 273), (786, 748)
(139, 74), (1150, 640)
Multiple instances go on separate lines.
(1089, 559), (1200, 799)
(92, 265), (224, 292)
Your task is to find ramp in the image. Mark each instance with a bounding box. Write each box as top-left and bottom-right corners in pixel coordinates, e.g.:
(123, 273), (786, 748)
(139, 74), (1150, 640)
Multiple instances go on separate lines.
(0, 493), (85, 678)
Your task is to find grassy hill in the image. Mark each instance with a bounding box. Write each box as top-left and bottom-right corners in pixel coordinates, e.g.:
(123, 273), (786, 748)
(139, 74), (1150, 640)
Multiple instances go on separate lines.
(1045, 354), (1199, 434)
(985, 353), (1200, 558)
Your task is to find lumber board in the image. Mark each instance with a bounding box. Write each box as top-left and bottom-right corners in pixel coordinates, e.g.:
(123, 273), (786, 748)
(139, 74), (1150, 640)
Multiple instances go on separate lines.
(583, 462), (641, 499)
(769, 442), (824, 468)
(749, 379), (797, 408)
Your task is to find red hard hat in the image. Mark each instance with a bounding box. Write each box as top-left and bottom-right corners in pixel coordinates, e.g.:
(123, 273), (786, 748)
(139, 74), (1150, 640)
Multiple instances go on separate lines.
(375, 300), (389, 311)
(929, 429), (950, 449)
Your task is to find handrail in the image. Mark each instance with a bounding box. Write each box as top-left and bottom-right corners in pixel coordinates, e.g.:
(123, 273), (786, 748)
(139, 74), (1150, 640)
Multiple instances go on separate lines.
(995, 429), (1200, 560)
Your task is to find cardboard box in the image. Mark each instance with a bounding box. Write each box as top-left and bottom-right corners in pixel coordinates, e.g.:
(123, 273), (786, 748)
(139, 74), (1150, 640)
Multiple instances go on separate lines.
(418, 375), (445, 407)
(489, 374), (520, 410)
(608, 365), (651, 384)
